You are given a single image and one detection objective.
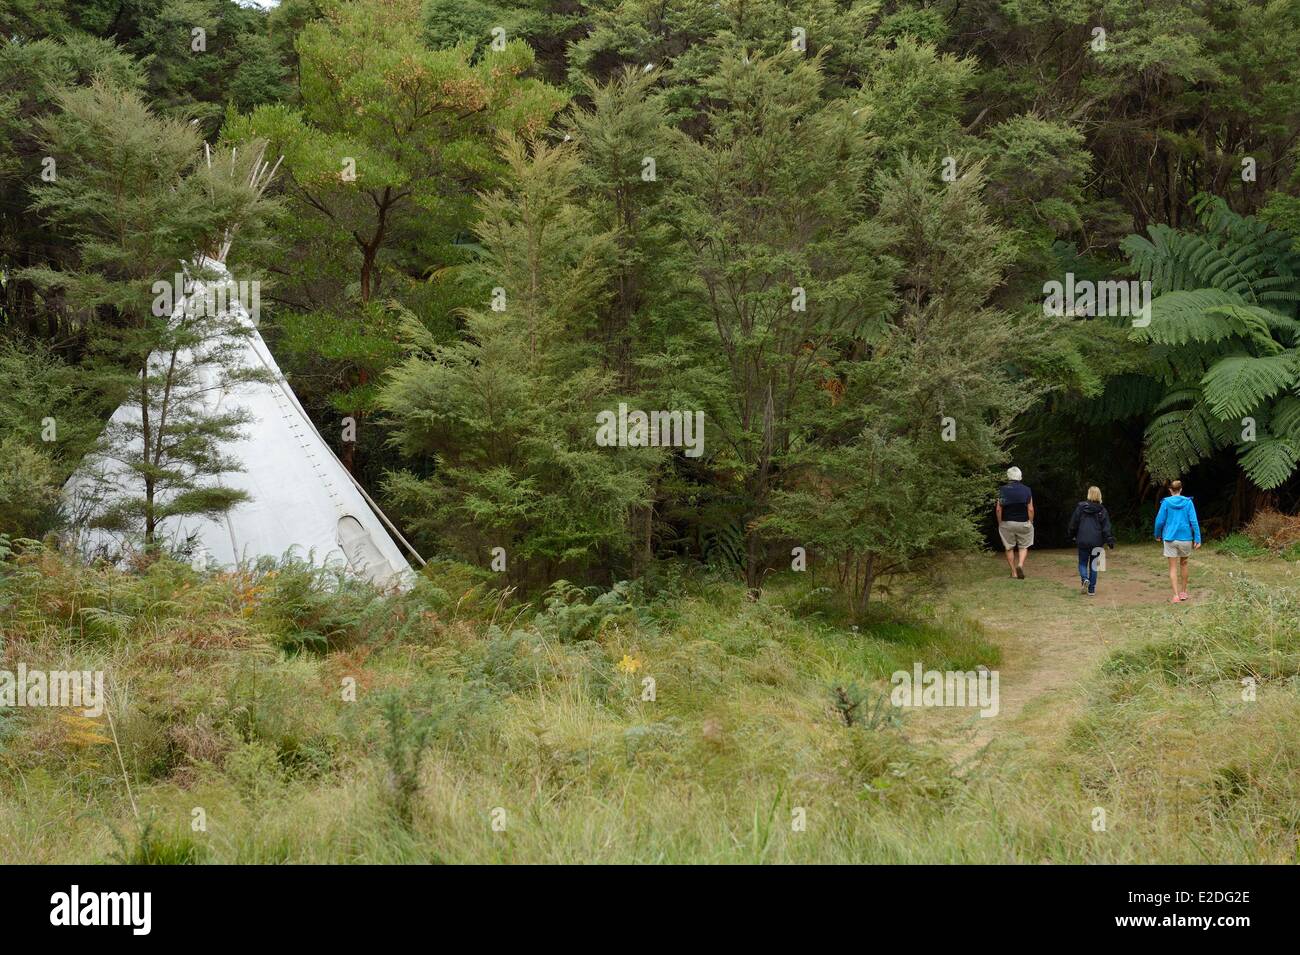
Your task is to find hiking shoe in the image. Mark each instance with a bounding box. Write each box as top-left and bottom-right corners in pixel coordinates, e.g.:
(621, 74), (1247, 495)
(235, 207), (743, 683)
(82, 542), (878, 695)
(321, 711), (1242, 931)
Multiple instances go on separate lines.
(1087, 589), (1097, 597)
(1179, 591), (1188, 601)
(1016, 566), (1025, 579)
(1080, 579), (1088, 594)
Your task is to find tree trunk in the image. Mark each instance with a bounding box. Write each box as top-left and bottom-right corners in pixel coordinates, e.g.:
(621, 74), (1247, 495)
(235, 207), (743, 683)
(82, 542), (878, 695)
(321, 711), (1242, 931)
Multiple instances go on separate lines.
(140, 370), (155, 551)
(341, 367), (368, 475)
(360, 244), (377, 303)
(744, 391), (776, 589)
(1229, 472), (1263, 530)
(347, 194), (389, 475)
(631, 501), (653, 578)
(745, 519), (763, 590)
(859, 553), (876, 610)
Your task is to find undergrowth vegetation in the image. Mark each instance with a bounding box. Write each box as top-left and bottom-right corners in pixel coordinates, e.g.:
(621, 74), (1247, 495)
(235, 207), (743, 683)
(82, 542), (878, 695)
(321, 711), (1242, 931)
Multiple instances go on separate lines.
(0, 541), (1296, 863)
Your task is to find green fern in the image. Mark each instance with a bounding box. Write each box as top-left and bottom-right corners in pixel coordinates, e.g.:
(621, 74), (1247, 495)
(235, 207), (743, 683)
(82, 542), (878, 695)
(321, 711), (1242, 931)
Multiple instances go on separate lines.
(1238, 436), (1300, 490)
(1144, 393), (1222, 479)
(1136, 289), (1260, 346)
(1200, 351), (1299, 420)
(1075, 373), (1164, 424)
(1271, 395), (1300, 441)
(1121, 194), (1300, 490)
(700, 519), (745, 569)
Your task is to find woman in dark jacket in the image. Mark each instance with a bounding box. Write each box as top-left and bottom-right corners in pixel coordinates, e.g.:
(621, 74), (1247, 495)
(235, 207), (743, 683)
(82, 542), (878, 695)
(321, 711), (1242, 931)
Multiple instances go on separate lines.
(1068, 486), (1116, 596)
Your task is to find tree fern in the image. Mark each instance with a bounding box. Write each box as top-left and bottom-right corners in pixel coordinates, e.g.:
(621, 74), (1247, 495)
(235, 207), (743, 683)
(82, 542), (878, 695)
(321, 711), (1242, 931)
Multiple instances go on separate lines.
(1146, 341), (1230, 386)
(1239, 437), (1300, 490)
(1143, 391), (1222, 479)
(1200, 351), (1299, 420)
(1120, 195), (1300, 490)
(1076, 373), (1164, 424)
(1135, 289), (1261, 346)
(1271, 395), (1300, 442)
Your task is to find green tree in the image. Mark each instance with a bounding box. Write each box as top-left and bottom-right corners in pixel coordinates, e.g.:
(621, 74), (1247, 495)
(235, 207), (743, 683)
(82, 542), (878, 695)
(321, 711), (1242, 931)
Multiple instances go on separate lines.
(766, 160), (1038, 610)
(559, 68), (686, 569)
(68, 270), (273, 552)
(379, 136), (651, 584)
(950, 0), (1300, 233)
(65, 0), (291, 130)
(0, 32), (144, 336)
(665, 51), (896, 587)
(226, 0), (565, 472)
(23, 82), (275, 551)
(974, 114), (1091, 294)
(570, 0), (886, 109)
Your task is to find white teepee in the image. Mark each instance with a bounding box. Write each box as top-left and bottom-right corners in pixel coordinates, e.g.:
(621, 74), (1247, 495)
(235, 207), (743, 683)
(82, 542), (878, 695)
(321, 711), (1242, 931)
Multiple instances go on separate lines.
(64, 147), (419, 588)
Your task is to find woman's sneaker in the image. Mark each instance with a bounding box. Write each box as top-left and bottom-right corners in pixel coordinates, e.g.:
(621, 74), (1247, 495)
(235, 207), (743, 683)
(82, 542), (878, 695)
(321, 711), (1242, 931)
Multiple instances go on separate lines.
(1080, 579), (1088, 594)
(1178, 591), (1188, 601)
(1170, 595), (1182, 603)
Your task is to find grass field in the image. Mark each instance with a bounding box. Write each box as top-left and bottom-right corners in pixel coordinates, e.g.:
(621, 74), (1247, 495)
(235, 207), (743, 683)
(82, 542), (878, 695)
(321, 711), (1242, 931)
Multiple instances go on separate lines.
(1, 540), (1297, 863)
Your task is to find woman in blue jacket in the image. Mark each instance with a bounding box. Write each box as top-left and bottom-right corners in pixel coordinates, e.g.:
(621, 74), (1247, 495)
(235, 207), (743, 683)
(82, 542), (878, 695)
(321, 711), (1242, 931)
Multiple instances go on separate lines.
(1153, 480), (1201, 603)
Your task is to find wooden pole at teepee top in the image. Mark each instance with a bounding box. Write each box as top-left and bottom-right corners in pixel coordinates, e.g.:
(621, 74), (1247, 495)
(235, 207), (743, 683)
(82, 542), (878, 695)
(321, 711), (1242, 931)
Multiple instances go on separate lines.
(205, 140), (283, 264)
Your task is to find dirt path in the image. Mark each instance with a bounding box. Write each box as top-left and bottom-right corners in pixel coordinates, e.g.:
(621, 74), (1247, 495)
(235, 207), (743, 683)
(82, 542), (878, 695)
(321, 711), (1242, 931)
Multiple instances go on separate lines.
(911, 545), (1219, 762)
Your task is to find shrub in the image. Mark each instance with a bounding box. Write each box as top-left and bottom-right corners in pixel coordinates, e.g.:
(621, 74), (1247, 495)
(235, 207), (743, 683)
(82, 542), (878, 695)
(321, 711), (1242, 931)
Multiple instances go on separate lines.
(1212, 533), (1268, 558)
(108, 817), (207, 864)
(253, 561), (379, 654)
(1242, 508), (1300, 554)
(0, 437), (60, 537)
(465, 626), (547, 693)
(221, 661), (342, 777)
(534, 580), (649, 643)
(375, 693), (433, 828)
(223, 740), (288, 804)
(831, 682), (901, 730)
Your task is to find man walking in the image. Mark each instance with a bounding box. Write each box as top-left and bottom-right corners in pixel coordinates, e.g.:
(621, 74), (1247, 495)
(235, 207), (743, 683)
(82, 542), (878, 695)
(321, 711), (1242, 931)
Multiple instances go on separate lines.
(997, 466), (1034, 579)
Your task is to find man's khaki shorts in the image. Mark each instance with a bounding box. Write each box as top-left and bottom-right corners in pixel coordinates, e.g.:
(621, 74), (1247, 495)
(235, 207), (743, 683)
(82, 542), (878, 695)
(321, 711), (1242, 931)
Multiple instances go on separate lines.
(998, 521), (1033, 549)
(1163, 539), (1193, 558)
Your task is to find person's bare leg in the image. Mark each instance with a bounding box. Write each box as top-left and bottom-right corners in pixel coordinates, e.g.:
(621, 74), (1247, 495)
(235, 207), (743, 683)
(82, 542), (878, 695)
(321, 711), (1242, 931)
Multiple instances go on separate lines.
(1180, 556), (1190, 595)
(1018, 548), (1029, 572)
(1168, 557), (1180, 598)
(1004, 548), (1017, 578)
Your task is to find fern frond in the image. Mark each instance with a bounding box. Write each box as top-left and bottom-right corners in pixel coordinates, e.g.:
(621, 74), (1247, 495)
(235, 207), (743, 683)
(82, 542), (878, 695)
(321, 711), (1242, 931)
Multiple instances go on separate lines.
(1144, 400), (1221, 479)
(1123, 196), (1300, 488)
(1270, 395), (1300, 441)
(1135, 289), (1251, 345)
(1127, 199), (1300, 303)
(1200, 351), (1299, 421)
(1077, 373), (1164, 423)
(1205, 304), (1297, 352)
(1238, 436), (1300, 490)
(1146, 341), (1226, 385)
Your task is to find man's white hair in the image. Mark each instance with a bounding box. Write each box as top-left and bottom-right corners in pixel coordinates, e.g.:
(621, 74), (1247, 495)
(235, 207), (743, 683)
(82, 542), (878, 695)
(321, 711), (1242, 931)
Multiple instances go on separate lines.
(1007, 466), (1022, 481)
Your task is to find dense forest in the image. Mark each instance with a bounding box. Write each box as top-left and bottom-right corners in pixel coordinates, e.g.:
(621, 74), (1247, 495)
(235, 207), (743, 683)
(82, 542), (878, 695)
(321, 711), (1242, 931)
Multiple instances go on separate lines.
(3, 0), (1300, 602)
(4, 0), (1300, 874)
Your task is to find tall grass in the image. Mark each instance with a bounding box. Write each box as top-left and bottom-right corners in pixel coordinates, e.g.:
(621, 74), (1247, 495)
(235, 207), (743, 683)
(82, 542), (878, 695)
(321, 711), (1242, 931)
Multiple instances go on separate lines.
(0, 543), (1295, 863)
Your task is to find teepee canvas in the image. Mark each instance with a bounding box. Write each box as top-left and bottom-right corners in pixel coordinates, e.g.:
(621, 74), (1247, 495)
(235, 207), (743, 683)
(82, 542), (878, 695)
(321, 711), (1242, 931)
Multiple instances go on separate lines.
(65, 258), (417, 587)
(64, 148), (418, 588)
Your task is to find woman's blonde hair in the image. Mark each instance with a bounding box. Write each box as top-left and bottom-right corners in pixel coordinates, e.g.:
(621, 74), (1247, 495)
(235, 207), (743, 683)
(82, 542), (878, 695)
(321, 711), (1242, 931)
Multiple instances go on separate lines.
(1087, 486), (1102, 503)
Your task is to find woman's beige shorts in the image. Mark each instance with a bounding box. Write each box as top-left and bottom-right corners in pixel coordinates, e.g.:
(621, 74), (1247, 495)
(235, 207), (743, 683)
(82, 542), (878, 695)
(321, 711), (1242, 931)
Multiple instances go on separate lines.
(1162, 539), (1193, 558)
